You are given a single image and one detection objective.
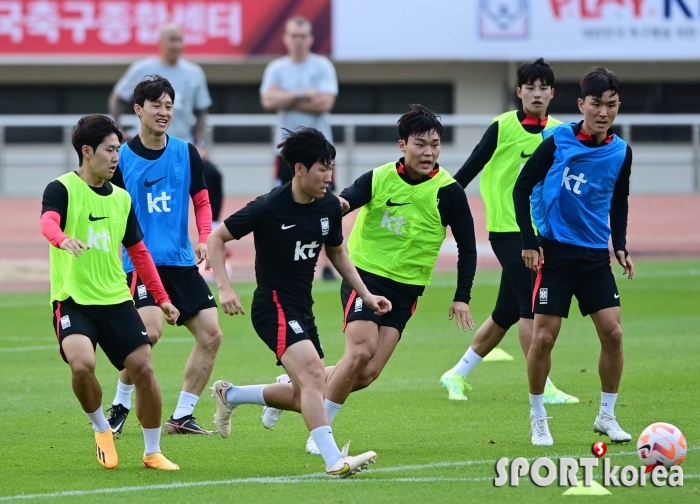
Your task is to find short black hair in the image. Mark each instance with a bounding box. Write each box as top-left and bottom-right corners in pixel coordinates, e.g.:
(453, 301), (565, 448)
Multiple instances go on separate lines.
(277, 127), (336, 173)
(397, 104), (443, 142)
(72, 114), (122, 165)
(580, 67), (622, 99)
(133, 74), (176, 107)
(517, 57), (555, 87)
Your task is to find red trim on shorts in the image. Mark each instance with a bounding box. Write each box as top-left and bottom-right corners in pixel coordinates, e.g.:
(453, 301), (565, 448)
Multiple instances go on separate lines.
(532, 258), (543, 312)
(54, 301), (67, 363)
(272, 290), (287, 360)
(129, 272), (139, 297)
(343, 289), (358, 332)
(411, 299), (418, 315)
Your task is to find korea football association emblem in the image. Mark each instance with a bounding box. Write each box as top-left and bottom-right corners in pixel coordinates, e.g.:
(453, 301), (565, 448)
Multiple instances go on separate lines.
(320, 217), (329, 236)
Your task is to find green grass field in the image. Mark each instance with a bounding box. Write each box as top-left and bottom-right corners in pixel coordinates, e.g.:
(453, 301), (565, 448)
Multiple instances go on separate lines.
(1, 259), (699, 503)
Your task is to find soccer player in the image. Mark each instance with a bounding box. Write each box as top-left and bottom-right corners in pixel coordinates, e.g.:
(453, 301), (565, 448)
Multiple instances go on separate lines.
(107, 75), (223, 436)
(513, 67), (634, 446)
(267, 105), (476, 454)
(439, 58), (578, 405)
(208, 128), (389, 478)
(40, 114), (179, 470)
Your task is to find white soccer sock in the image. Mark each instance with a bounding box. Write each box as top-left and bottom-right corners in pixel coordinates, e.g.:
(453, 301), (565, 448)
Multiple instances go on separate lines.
(86, 406), (110, 433)
(310, 425), (343, 469)
(172, 391), (199, 420)
(453, 347), (483, 377)
(142, 426), (161, 456)
(225, 384), (267, 407)
(112, 380), (135, 409)
(529, 393), (547, 419)
(324, 399), (343, 425)
(600, 392), (617, 416)
(545, 376), (554, 387)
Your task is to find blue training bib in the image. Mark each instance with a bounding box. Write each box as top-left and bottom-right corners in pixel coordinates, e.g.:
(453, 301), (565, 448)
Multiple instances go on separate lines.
(119, 137), (194, 272)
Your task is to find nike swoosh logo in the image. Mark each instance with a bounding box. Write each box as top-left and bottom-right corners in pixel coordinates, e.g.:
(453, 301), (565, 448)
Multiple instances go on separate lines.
(88, 213), (108, 221)
(208, 295), (214, 300)
(614, 294), (620, 299)
(281, 224), (296, 230)
(141, 331), (148, 335)
(111, 420), (125, 433)
(386, 198), (410, 207)
(144, 176), (166, 187)
(520, 150), (533, 158)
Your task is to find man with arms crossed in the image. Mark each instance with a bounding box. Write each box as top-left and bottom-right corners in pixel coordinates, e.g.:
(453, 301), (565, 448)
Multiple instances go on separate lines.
(440, 58), (578, 405)
(514, 67), (634, 446)
(108, 75), (222, 436)
(209, 128), (389, 478)
(40, 114), (180, 470)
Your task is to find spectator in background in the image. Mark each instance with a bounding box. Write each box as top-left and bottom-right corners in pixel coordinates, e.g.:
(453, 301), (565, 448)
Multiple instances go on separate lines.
(261, 15), (338, 280)
(109, 24), (223, 227)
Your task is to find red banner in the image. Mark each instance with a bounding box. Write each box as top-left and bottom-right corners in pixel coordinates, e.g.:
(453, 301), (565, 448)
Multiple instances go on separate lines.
(0, 0), (330, 57)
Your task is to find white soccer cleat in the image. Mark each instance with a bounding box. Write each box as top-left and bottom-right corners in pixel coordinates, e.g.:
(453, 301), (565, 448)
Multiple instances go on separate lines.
(261, 374), (291, 430)
(530, 412), (554, 446)
(306, 435), (321, 455)
(326, 441), (377, 479)
(593, 411), (632, 443)
(210, 380), (236, 438)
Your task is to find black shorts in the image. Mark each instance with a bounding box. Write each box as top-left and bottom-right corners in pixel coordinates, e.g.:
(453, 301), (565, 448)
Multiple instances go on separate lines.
(126, 265), (216, 326)
(250, 288), (324, 366)
(490, 232), (535, 329)
(275, 156), (336, 192)
(51, 297), (150, 371)
(341, 269), (421, 335)
(532, 255), (620, 318)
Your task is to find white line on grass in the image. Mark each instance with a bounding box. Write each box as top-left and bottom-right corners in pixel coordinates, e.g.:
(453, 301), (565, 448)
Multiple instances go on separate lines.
(0, 337), (194, 353)
(2, 448), (696, 501)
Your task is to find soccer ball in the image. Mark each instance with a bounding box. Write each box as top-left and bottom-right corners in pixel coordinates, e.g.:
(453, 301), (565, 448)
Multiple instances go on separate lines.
(637, 422), (687, 468)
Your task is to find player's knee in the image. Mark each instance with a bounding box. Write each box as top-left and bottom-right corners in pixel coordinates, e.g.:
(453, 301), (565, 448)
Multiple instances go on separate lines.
(199, 328), (223, 354)
(297, 363), (326, 390)
(128, 360), (155, 385)
(602, 326), (623, 350)
(533, 329), (556, 351)
(69, 359), (95, 381)
(354, 368), (379, 390)
(348, 344), (373, 370)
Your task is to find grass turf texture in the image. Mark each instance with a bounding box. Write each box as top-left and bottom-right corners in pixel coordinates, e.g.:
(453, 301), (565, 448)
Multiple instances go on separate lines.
(0, 259), (698, 503)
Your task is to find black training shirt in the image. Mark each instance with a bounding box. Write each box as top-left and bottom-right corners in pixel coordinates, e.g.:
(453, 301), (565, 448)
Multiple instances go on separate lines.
(224, 183), (343, 308)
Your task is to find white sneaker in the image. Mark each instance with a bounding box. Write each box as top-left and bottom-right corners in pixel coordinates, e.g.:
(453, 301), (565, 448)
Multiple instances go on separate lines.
(530, 412), (554, 446)
(593, 411), (632, 443)
(306, 435), (321, 455)
(326, 441), (377, 479)
(210, 380), (236, 438)
(261, 374), (291, 430)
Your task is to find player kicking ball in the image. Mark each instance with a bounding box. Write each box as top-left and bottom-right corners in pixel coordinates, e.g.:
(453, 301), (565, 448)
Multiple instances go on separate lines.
(440, 58), (578, 405)
(40, 115), (179, 469)
(514, 67), (634, 446)
(208, 128), (390, 478)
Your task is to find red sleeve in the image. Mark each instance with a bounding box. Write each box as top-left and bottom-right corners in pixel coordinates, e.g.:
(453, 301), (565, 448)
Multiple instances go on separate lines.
(192, 188), (213, 243)
(126, 241), (171, 306)
(41, 211), (69, 248)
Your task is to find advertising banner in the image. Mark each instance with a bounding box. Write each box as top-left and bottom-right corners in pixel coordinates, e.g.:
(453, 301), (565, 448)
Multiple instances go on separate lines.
(0, 0), (330, 59)
(332, 0), (700, 61)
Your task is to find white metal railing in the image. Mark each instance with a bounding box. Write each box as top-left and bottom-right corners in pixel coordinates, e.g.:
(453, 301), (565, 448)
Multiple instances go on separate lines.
(1, 113), (700, 191)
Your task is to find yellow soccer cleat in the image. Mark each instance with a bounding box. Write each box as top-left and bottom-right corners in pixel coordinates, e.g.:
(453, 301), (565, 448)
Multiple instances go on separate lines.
(143, 452), (180, 470)
(95, 429), (118, 469)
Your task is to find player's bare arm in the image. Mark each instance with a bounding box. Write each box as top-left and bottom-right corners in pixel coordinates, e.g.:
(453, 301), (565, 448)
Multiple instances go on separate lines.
(260, 84), (300, 112)
(207, 224), (245, 315)
(292, 92), (336, 114)
(324, 244), (392, 315)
